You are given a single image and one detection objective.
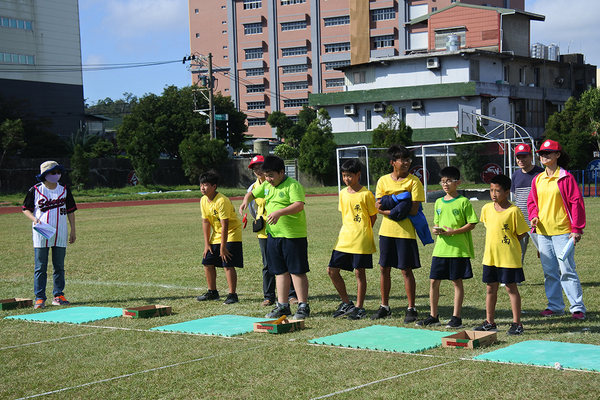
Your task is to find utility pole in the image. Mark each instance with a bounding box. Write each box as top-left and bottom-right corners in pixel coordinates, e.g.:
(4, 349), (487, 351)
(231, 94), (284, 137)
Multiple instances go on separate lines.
(208, 53), (215, 140)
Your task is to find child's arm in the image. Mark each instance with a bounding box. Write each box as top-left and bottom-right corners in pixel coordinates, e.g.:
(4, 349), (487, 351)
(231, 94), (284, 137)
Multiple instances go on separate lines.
(516, 232), (528, 241)
(370, 214), (377, 227)
(239, 191), (255, 215)
(202, 218), (213, 258)
(67, 213), (76, 244)
(219, 219), (233, 262)
(437, 222), (477, 237)
(266, 201), (303, 225)
(22, 209), (39, 224)
(409, 201), (420, 216)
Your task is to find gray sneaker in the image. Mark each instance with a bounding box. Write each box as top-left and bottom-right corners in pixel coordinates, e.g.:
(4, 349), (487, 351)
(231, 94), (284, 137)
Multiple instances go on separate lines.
(265, 303), (291, 319)
(293, 303), (310, 320)
(332, 301), (355, 318)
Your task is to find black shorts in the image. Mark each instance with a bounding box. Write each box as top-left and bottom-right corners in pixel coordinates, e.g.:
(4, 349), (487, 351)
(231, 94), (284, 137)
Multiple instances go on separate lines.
(378, 236), (421, 270)
(482, 265), (525, 284)
(266, 235), (310, 275)
(202, 242), (243, 268)
(328, 250), (373, 271)
(430, 257), (473, 280)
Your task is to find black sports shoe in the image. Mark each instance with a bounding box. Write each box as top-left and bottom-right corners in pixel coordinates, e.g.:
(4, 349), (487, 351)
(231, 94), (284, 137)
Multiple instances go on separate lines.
(347, 307), (367, 320)
(196, 291), (220, 302)
(370, 306), (392, 320)
(473, 320), (498, 332)
(293, 303), (310, 320)
(404, 308), (418, 324)
(446, 316), (464, 329)
(223, 293), (239, 305)
(507, 322), (524, 336)
(265, 303), (292, 318)
(332, 301), (355, 318)
(416, 314), (440, 327)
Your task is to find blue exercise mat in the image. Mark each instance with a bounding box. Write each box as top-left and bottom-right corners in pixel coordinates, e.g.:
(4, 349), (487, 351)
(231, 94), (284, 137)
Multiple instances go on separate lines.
(5, 306), (123, 324)
(150, 315), (266, 337)
(474, 340), (600, 371)
(308, 325), (452, 353)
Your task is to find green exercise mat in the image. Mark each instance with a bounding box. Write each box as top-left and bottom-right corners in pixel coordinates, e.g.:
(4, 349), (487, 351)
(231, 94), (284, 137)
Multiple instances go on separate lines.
(5, 306), (123, 324)
(150, 315), (266, 337)
(308, 325), (452, 353)
(474, 340), (600, 371)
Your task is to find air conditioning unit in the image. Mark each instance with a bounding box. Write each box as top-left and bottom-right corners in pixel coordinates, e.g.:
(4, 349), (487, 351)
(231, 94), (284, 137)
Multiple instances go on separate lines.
(344, 105), (357, 116)
(373, 103), (385, 112)
(411, 100), (423, 110)
(426, 57), (440, 69)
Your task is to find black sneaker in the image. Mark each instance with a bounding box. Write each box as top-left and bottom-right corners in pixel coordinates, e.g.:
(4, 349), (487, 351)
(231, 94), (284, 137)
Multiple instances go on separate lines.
(196, 290), (220, 302)
(332, 301), (355, 318)
(404, 308), (418, 324)
(507, 322), (524, 336)
(473, 320), (498, 332)
(293, 303), (310, 320)
(223, 293), (239, 305)
(265, 303), (292, 318)
(446, 316), (464, 329)
(416, 314), (440, 327)
(370, 306), (392, 320)
(347, 307), (367, 320)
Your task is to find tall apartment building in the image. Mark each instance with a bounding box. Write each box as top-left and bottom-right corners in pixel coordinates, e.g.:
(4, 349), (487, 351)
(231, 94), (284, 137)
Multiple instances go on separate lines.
(188, 0), (524, 138)
(0, 0), (84, 141)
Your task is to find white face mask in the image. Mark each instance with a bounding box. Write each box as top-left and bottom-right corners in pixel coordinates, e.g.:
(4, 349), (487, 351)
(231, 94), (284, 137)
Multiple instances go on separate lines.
(45, 173), (61, 183)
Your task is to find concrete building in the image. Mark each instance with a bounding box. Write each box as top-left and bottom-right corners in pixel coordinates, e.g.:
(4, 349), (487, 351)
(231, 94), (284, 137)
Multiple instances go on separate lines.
(188, 0), (524, 138)
(0, 0), (85, 141)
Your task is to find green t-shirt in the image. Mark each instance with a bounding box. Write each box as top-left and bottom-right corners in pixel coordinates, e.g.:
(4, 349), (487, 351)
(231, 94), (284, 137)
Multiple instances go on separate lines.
(432, 195), (479, 258)
(252, 176), (307, 238)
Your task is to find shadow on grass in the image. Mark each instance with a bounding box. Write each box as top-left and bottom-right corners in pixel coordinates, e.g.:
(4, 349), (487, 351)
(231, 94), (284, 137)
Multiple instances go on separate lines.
(74, 295), (194, 307)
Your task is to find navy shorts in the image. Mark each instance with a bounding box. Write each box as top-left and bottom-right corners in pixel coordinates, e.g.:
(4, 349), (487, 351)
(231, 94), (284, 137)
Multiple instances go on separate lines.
(378, 236), (421, 270)
(482, 265), (525, 284)
(328, 250), (373, 271)
(430, 257), (473, 280)
(202, 242), (243, 268)
(266, 235), (310, 275)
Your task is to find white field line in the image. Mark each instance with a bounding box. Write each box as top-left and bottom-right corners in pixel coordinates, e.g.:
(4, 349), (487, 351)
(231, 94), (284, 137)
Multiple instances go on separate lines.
(14, 344), (267, 400)
(309, 360), (460, 400)
(0, 332), (98, 350)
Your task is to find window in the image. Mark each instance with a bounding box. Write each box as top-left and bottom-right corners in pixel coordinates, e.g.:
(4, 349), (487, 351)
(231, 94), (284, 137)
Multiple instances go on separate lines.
(246, 84), (265, 93)
(245, 48), (263, 60)
(248, 118), (267, 126)
(409, 4), (428, 20)
(243, 0), (261, 10)
(282, 46), (307, 57)
(519, 67), (524, 85)
(434, 27), (465, 50)
(281, 0), (305, 4)
(399, 107), (407, 123)
(246, 68), (264, 77)
(281, 21), (306, 31)
(282, 81), (309, 91)
(469, 60), (480, 81)
(195, 9), (199, 13)
(282, 64), (308, 74)
(324, 16), (349, 27)
(354, 71), (366, 84)
(222, 30), (227, 34)
(325, 60), (351, 70)
(409, 32), (427, 50)
(534, 67), (540, 87)
(373, 35), (394, 49)
(325, 78), (345, 88)
(365, 109), (372, 130)
(247, 101), (266, 110)
(0, 52), (34, 65)
(432, 7), (437, 12)
(223, 46), (228, 49)
(244, 22), (263, 35)
(222, 21), (227, 24)
(372, 8), (395, 22)
(0, 17), (33, 30)
(324, 42), (350, 53)
(283, 98), (309, 108)
(503, 65), (509, 82)
(196, 33), (200, 38)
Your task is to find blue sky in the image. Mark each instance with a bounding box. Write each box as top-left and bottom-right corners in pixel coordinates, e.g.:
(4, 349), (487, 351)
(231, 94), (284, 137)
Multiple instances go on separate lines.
(79, 0), (599, 104)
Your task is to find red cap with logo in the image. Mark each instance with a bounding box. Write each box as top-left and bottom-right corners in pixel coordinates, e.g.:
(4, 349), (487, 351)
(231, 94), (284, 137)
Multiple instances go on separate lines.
(515, 144), (532, 155)
(248, 155), (265, 168)
(537, 139), (562, 153)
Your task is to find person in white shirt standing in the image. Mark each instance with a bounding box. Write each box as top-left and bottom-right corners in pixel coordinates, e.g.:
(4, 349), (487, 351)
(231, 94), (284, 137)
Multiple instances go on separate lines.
(22, 161), (77, 309)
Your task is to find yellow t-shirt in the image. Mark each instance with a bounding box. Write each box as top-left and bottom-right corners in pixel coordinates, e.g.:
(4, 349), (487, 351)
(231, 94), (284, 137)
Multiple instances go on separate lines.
(251, 179), (267, 239)
(480, 202), (529, 269)
(200, 192), (243, 244)
(376, 173), (425, 239)
(534, 167), (571, 236)
(333, 186), (377, 254)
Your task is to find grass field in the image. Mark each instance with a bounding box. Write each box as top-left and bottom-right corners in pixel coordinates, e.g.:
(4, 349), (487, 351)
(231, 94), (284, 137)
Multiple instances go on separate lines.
(1, 195), (600, 399)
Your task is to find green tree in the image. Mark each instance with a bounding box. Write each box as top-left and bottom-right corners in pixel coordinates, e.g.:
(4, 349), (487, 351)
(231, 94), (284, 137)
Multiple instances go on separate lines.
(213, 93), (248, 150)
(179, 133), (228, 183)
(85, 92), (138, 117)
(267, 105), (316, 147)
(0, 119), (26, 169)
(451, 123), (487, 182)
(70, 144), (89, 190)
(544, 87), (600, 169)
(370, 106), (414, 180)
(118, 121), (161, 185)
(298, 108), (337, 183)
(273, 143), (299, 160)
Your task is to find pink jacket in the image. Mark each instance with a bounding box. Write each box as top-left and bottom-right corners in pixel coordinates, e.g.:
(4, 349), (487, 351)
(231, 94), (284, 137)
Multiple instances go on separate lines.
(527, 168), (586, 234)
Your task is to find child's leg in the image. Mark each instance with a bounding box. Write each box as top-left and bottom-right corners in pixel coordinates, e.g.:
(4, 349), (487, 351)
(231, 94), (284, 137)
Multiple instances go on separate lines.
(355, 268), (366, 308)
(290, 273), (309, 303)
(34, 247), (50, 300)
(204, 265), (217, 291)
(429, 279), (441, 317)
(505, 283), (521, 324)
(401, 268), (416, 308)
(451, 279), (464, 318)
(276, 272), (291, 304)
(327, 267), (349, 303)
(379, 266), (392, 306)
(51, 246), (66, 297)
(223, 267), (237, 294)
(485, 282), (499, 324)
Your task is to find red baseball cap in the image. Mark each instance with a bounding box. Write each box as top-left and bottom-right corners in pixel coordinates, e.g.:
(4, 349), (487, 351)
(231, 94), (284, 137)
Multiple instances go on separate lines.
(248, 155), (265, 168)
(515, 144), (532, 155)
(537, 139), (562, 153)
